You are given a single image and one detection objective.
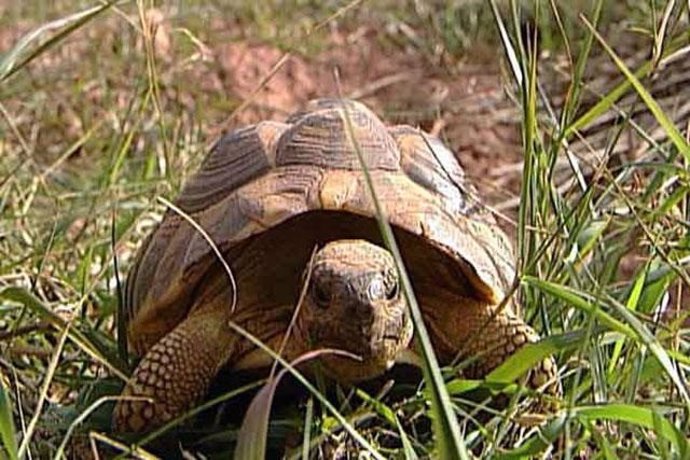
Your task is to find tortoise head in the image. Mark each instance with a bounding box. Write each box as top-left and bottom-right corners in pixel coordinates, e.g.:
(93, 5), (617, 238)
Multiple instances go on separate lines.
(297, 239), (413, 382)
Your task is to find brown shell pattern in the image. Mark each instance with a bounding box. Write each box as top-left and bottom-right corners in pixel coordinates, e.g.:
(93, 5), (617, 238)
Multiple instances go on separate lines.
(124, 99), (515, 337)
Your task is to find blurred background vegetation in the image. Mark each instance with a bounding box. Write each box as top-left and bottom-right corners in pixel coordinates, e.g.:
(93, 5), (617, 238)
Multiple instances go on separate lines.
(1, 0), (689, 458)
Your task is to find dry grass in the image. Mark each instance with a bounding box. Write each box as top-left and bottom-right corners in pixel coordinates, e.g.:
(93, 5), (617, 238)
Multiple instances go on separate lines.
(1, 1), (689, 458)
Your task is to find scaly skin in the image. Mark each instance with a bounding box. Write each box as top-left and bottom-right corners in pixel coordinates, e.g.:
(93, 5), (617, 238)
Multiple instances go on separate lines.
(114, 244), (559, 433)
(114, 239), (560, 432)
(113, 240), (413, 433)
(422, 289), (559, 395)
(113, 307), (234, 432)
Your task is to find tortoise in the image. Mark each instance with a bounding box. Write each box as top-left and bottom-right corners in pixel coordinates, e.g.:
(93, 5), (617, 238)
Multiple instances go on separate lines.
(113, 99), (558, 432)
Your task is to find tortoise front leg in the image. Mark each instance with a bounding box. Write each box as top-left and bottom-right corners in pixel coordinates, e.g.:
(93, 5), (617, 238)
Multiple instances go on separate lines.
(425, 293), (559, 394)
(113, 307), (237, 432)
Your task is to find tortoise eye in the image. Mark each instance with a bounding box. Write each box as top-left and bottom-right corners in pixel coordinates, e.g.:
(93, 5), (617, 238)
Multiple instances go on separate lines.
(312, 282), (331, 308)
(386, 281), (399, 300)
(368, 277), (386, 300)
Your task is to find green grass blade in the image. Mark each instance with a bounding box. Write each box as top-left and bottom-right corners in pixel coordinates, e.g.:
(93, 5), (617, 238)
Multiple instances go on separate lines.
(525, 277), (690, 410)
(338, 101), (469, 460)
(523, 277), (636, 337)
(561, 0), (603, 126)
(607, 266), (646, 376)
(0, 1), (115, 82)
(567, 33), (690, 137)
(301, 397), (314, 460)
(17, 320), (70, 459)
(226, 322), (385, 459)
(235, 349), (358, 460)
(605, 294), (690, 411)
(0, 287), (128, 380)
(0, 381), (18, 460)
(573, 404), (688, 457)
(580, 15), (690, 161)
(486, 327), (599, 385)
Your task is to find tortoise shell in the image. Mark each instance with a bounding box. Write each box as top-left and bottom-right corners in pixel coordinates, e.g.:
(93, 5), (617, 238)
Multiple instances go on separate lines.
(123, 99), (516, 355)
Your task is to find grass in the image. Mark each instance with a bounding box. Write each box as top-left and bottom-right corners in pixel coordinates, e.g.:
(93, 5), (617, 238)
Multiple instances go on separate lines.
(1, 0), (690, 458)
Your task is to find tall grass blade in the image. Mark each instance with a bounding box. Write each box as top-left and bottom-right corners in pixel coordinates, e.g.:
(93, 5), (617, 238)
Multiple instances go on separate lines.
(235, 349), (358, 460)
(604, 294), (690, 410)
(17, 321), (70, 459)
(301, 398), (314, 460)
(523, 277), (635, 337)
(608, 266), (646, 376)
(338, 101), (469, 459)
(0, 381), (18, 460)
(573, 404), (688, 457)
(0, 287), (128, 379)
(0, 2), (115, 82)
(227, 321), (385, 459)
(489, 0), (522, 85)
(526, 277), (690, 409)
(487, 328), (599, 385)
(580, 15), (690, 160)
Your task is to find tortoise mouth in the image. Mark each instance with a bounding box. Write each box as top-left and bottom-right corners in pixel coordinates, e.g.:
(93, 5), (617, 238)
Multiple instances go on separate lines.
(310, 327), (406, 359)
(333, 313), (413, 379)
(300, 307), (412, 382)
(318, 347), (401, 383)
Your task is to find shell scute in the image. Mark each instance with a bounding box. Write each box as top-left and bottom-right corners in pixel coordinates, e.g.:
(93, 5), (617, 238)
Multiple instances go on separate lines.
(125, 99), (515, 352)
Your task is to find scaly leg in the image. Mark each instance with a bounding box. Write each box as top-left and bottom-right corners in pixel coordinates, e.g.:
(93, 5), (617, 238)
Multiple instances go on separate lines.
(113, 307), (237, 432)
(424, 292), (559, 395)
